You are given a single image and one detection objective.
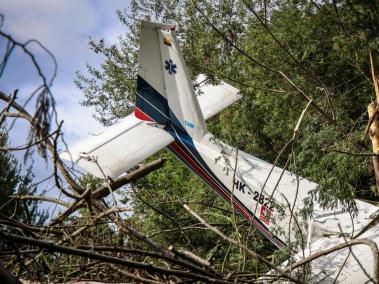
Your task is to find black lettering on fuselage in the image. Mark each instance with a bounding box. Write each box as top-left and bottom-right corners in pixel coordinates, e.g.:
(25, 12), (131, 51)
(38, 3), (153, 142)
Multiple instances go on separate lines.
(234, 180), (246, 194)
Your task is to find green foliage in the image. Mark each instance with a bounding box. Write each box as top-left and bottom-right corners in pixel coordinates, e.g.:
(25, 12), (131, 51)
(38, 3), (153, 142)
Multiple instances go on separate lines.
(128, 151), (274, 271)
(76, 0), (379, 273)
(0, 130), (47, 256)
(0, 131), (47, 225)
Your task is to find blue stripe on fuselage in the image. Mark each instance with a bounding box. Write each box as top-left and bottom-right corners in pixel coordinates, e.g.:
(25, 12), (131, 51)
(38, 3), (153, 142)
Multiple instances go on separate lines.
(135, 75), (286, 249)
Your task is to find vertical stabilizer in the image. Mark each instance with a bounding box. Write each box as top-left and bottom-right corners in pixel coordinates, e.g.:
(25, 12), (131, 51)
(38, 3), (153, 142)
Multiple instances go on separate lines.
(136, 21), (207, 140)
(157, 28), (207, 140)
(136, 21), (172, 125)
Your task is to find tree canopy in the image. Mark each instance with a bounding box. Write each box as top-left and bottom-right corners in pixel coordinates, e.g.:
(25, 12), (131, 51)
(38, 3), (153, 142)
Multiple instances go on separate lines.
(2, 1), (379, 282)
(73, 0), (379, 277)
(0, 130), (47, 250)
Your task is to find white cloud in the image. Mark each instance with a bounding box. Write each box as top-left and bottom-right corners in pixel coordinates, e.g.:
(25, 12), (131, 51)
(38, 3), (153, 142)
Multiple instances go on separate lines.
(0, 0), (129, 143)
(52, 83), (104, 143)
(1, 0), (100, 56)
(1, 0), (128, 90)
(0, 0), (129, 184)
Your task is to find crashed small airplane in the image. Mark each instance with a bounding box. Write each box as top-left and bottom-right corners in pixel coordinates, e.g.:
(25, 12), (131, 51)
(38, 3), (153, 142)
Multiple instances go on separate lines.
(61, 21), (379, 283)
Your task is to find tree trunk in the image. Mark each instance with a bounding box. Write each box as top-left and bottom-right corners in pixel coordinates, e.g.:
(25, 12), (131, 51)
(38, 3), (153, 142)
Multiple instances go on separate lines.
(368, 103), (379, 196)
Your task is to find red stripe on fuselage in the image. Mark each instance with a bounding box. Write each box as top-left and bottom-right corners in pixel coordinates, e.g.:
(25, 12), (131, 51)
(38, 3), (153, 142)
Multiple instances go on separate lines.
(170, 142), (230, 201)
(133, 107), (283, 247)
(134, 106), (154, 122)
(170, 141), (278, 243)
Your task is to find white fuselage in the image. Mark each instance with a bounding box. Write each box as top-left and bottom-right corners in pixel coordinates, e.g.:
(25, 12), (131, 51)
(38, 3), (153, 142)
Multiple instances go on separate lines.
(168, 131), (379, 283)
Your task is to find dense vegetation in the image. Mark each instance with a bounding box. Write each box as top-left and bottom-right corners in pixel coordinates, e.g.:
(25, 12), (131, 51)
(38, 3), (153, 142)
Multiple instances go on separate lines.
(75, 0), (379, 271)
(0, 131), (47, 247)
(1, 1), (379, 282)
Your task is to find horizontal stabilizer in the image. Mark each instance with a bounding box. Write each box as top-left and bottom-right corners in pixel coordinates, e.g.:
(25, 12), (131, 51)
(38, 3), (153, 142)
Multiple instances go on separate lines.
(60, 115), (174, 179)
(60, 76), (240, 179)
(196, 75), (241, 120)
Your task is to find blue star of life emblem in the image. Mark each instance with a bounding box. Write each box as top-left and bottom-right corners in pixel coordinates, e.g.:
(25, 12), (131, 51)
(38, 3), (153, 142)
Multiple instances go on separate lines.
(165, 59), (177, 75)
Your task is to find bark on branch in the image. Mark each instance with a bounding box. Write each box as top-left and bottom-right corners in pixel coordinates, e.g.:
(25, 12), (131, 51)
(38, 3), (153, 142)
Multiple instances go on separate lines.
(50, 158), (166, 225)
(92, 158), (166, 199)
(1, 232), (233, 284)
(183, 204), (301, 283)
(367, 51), (379, 196)
(284, 239), (379, 283)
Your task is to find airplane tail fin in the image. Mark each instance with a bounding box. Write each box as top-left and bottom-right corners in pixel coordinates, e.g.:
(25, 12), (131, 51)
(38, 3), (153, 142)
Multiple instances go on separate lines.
(60, 21), (241, 179)
(135, 21), (207, 140)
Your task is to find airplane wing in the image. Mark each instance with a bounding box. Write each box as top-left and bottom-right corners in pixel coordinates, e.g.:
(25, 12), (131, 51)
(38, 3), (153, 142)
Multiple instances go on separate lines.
(60, 76), (241, 179)
(60, 115), (174, 179)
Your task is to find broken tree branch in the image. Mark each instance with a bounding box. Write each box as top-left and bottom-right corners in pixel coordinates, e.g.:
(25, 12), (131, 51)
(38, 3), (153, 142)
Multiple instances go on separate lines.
(366, 51), (379, 195)
(183, 204), (301, 283)
(284, 238), (379, 283)
(1, 232), (233, 284)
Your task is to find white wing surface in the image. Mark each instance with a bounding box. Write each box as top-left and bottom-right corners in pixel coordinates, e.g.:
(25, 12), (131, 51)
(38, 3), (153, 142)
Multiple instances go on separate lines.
(196, 75), (241, 121)
(61, 76), (241, 179)
(60, 115), (174, 179)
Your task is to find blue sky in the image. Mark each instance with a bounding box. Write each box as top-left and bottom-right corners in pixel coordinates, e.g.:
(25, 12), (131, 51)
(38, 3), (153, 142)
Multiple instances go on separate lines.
(0, 1), (130, 203)
(1, 0), (130, 140)
(0, 2), (130, 158)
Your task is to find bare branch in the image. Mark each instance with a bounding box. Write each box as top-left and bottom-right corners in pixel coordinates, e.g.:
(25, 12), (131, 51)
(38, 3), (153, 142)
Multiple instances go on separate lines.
(10, 195), (69, 207)
(284, 239), (379, 283)
(183, 204), (302, 283)
(92, 158), (166, 199)
(1, 232), (234, 284)
(0, 89), (17, 126)
(0, 91), (84, 195)
(279, 72), (335, 124)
